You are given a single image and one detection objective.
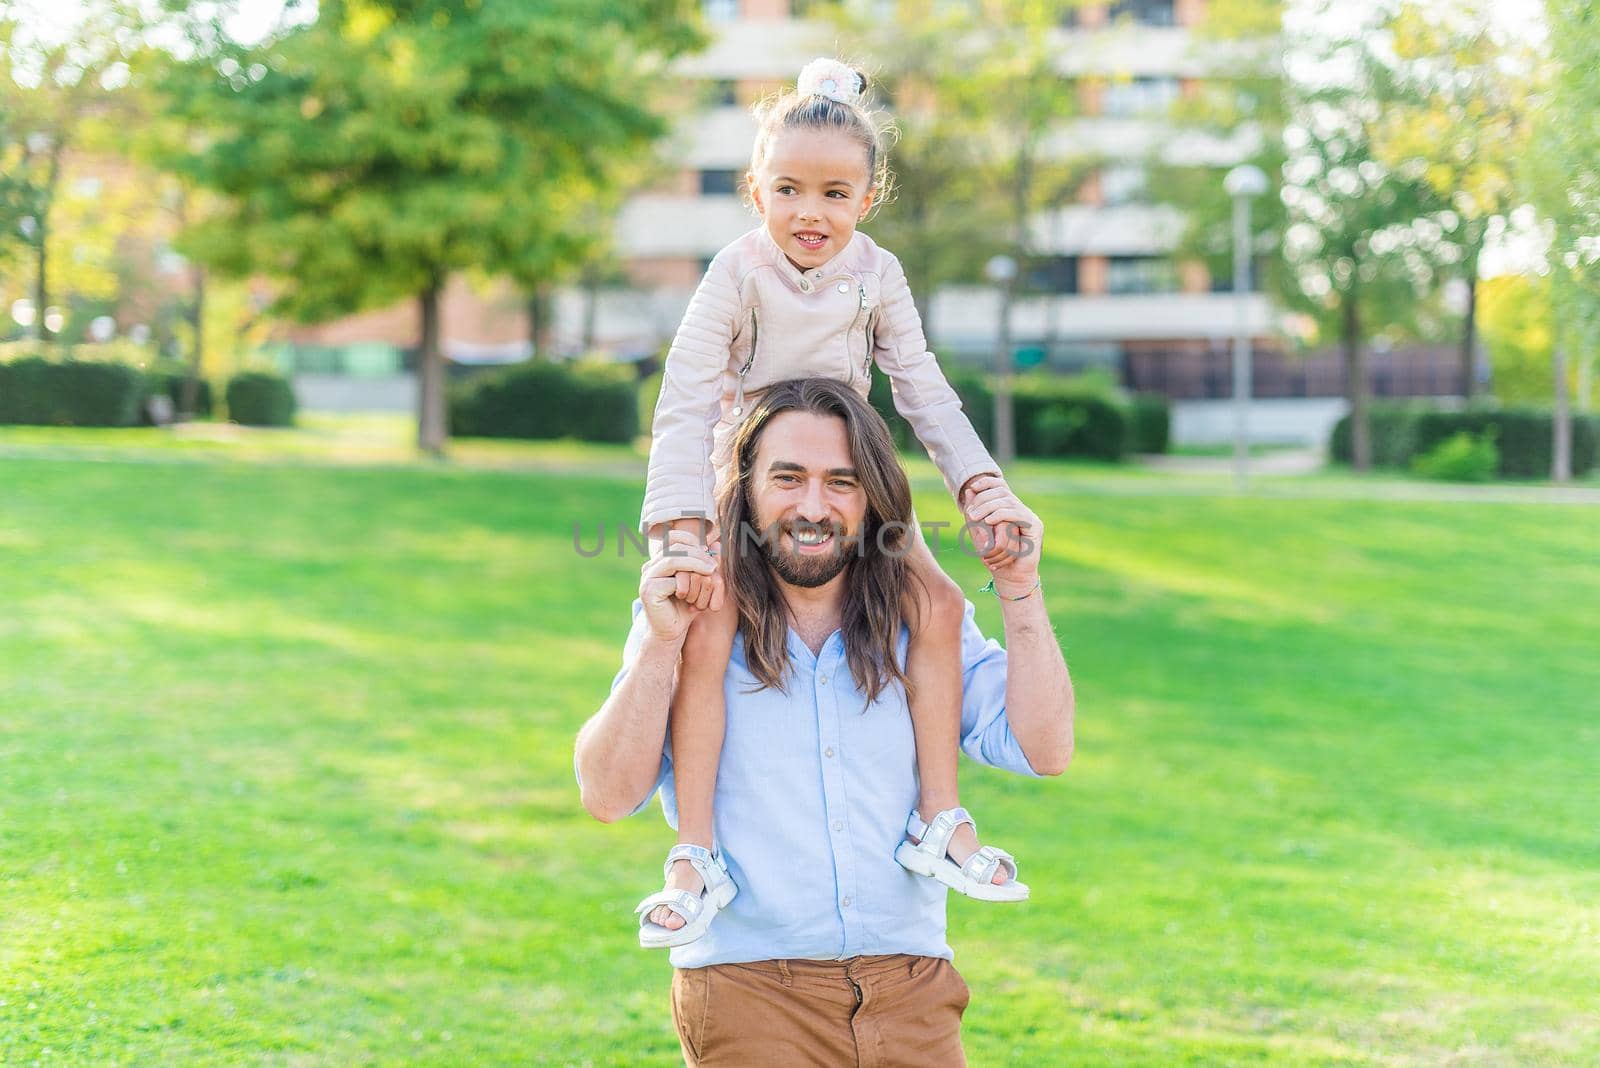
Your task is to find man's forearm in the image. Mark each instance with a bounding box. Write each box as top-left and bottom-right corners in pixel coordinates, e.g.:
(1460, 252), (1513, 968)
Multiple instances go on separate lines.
(575, 634), (681, 821)
(999, 590), (1074, 776)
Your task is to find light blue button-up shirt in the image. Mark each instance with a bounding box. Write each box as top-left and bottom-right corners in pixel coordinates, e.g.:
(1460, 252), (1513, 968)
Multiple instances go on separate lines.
(601, 599), (1041, 969)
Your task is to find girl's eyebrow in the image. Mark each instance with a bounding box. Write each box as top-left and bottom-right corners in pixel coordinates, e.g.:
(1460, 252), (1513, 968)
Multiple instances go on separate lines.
(772, 175), (857, 188)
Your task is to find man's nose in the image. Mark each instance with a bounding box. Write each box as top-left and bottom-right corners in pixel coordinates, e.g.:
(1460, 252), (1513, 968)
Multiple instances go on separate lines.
(797, 480), (829, 521)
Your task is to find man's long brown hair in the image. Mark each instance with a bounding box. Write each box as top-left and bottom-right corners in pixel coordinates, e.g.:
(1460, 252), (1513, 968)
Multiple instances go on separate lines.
(717, 378), (923, 703)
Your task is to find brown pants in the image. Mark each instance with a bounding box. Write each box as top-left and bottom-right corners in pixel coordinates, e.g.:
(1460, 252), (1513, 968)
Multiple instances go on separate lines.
(671, 954), (969, 1067)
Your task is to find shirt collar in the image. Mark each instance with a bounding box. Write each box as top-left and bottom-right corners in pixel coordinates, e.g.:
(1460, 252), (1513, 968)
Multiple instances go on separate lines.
(755, 225), (858, 292)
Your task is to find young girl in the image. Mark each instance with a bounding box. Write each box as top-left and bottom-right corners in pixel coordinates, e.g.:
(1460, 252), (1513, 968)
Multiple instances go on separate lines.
(635, 58), (1034, 948)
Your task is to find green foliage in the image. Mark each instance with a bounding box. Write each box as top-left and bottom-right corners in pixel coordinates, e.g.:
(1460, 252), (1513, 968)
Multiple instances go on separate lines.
(1479, 273), (1558, 404)
(144, 360), (214, 421)
(637, 369), (665, 440)
(224, 370), (296, 427)
(1128, 394), (1172, 454)
(1409, 429), (1498, 482)
(0, 354), (145, 426)
(450, 360), (638, 444)
(1331, 403), (1599, 478)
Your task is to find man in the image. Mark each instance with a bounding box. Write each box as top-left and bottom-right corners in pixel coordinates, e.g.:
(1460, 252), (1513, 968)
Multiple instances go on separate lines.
(575, 378), (1074, 1066)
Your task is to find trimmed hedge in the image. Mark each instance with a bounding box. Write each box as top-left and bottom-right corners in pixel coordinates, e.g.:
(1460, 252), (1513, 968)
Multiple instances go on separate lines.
(871, 369), (1140, 462)
(225, 371), (297, 427)
(0, 356), (146, 426)
(450, 359), (637, 443)
(146, 363), (215, 421)
(1129, 394), (1171, 455)
(1331, 404), (1598, 478)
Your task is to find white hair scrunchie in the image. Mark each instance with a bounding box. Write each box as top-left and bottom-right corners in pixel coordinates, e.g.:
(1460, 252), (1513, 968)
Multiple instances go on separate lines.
(796, 58), (864, 106)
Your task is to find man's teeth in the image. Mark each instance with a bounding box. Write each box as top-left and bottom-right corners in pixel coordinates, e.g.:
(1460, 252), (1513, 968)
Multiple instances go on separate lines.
(794, 529), (832, 544)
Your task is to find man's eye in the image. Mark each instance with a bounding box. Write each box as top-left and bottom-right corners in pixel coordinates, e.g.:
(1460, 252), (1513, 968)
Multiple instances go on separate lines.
(776, 474), (799, 483)
(829, 480), (855, 489)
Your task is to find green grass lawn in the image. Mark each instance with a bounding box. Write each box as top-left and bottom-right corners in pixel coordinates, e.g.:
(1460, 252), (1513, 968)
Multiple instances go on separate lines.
(2, 434), (1597, 1065)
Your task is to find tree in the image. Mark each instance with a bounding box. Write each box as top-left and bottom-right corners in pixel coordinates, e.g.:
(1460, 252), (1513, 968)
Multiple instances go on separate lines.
(156, 0), (700, 453)
(0, 1), (137, 342)
(1372, 0), (1531, 401)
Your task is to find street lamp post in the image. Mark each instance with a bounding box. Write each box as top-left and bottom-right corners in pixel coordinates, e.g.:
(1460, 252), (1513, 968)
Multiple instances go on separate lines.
(985, 253), (1018, 465)
(1223, 164), (1268, 492)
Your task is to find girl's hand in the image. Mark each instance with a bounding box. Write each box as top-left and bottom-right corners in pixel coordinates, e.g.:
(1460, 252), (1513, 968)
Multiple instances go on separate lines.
(960, 475), (1039, 575)
(659, 516), (721, 612)
(640, 531), (721, 642)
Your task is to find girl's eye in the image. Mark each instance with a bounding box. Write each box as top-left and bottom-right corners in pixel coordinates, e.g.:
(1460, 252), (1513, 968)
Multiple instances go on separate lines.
(776, 185), (796, 195)
(827, 190), (848, 199)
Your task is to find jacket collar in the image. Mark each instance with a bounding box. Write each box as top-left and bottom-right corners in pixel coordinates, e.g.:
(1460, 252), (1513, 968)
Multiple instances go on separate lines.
(755, 225), (859, 291)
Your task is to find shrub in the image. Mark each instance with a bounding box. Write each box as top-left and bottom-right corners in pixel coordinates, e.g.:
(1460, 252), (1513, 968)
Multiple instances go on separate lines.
(1013, 376), (1127, 461)
(1128, 394), (1171, 454)
(0, 356), (146, 426)
(145, 362), (214, 421)
(1410, 430), (1499, 482)
(1331, 405), (1597, 479)
(1329, 404), (1424, 467)
(449, 359), (637, 443)
(225, 371), (297, 427)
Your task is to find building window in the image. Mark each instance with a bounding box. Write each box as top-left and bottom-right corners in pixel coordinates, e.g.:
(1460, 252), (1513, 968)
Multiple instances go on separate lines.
(703, 0), (738, 23)
(707, 79), (737, 107)
(1100, 164), (1148, 206)
(699, 169), (740, 195)
(1107, 256), (1177, 295)
(1026, 255), (1079, 295)
(1102, 76), (1180, 117)
(1108, 0), (1176, 27)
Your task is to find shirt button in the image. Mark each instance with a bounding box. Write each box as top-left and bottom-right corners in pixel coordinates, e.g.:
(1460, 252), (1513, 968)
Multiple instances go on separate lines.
(833, 820), (843, 832)
(824, 747), (835, 758)
(836, 281), (850, 294)
(818, 675), (828, 685)
(841, 897), (852, 908)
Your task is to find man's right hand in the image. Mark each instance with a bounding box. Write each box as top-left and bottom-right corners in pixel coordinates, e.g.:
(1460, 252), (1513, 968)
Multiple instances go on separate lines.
(640, 529), (724, 643)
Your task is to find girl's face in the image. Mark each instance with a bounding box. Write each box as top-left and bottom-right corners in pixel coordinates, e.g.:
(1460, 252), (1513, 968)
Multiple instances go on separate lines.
(747, 127), (876, 271)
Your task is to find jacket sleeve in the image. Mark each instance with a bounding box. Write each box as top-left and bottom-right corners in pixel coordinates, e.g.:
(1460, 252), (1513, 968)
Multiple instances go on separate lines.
(641, 253), (743, 531)
(872, 253), (1001, 502)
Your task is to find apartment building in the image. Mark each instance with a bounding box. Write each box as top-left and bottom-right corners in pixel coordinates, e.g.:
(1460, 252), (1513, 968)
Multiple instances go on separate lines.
(588, 0), (1280, 386)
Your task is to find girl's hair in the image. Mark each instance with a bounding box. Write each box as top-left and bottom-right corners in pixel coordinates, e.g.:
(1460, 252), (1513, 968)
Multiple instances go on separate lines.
(749, 58), (896, 209)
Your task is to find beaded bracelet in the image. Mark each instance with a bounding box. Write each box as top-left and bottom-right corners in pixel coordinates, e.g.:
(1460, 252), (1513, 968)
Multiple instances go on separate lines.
(979, 577), (1042, 601)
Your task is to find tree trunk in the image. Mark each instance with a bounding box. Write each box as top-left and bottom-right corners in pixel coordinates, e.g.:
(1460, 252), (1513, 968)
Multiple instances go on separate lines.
(1552, 343), (1571, 483)
(180, 266), (206, 418)
(526, 286), (551, 360)
(1459, 269), (1478, 401)
(33, 227), (49, 343)
(33, 146), (62, 343)
(581, 267), (599, 354)
(1343, 294), (1370, 472)
(417, 281), (448, 456)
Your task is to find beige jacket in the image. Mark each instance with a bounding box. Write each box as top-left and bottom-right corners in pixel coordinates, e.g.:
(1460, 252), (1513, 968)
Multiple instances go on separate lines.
(642, 226), (999, 530)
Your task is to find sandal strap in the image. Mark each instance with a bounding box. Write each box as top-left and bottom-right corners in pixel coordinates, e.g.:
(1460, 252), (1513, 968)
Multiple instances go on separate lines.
(636, 888), (702, 923)
(961, 845), (1017, 885)
(906, 806), (974, 860)
(663, 843), (730, 893)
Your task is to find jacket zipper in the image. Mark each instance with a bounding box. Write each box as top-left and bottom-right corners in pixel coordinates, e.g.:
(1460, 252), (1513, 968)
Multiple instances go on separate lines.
(732, 308), (758, 417)
(845, 282), (867, 385)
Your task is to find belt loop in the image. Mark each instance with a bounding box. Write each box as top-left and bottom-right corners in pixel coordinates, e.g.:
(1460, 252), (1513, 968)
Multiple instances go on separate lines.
(777, 959), (793, 987)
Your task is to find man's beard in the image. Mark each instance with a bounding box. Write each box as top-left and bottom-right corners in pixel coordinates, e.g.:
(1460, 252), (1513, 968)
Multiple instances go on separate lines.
(760, 519), (854, 588)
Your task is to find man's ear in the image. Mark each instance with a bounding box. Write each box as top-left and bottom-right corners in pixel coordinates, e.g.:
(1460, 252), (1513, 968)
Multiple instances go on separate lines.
(746, 171), (764, 216)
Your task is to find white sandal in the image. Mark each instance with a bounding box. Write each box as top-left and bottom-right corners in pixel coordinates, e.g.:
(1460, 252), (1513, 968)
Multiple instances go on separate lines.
(894, 807), (1029, 902)
(635, 844), (739, 949)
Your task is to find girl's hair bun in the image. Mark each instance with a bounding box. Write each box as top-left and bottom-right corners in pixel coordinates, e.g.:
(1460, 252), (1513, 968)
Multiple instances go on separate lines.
(796, 58), (866, 107)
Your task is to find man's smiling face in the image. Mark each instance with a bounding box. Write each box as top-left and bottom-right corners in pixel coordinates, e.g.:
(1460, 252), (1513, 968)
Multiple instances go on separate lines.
(747, 409), (868, 588)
